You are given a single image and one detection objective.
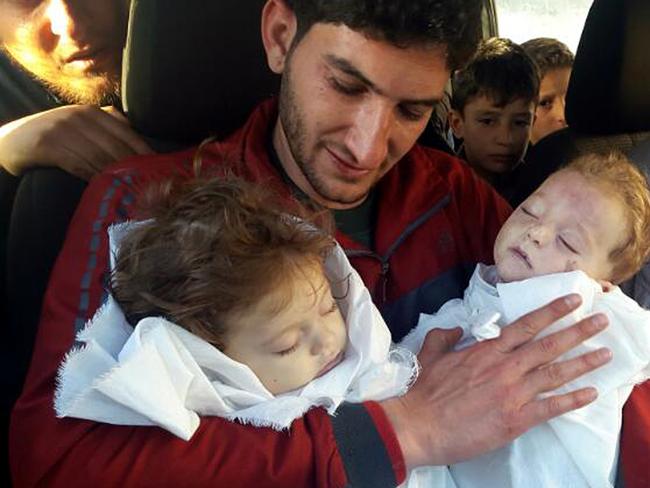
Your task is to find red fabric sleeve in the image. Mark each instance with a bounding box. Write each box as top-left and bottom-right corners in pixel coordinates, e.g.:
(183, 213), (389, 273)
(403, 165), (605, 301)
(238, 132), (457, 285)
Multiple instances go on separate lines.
(9, 166), (350, 487)
(365, 401), (407, 483)
(621, 381), (650, 488)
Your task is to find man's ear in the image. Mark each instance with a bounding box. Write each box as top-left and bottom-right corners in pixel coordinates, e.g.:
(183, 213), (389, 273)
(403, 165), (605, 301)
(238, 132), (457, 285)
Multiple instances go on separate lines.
(261, 0), (298, 74)
(448, 109), (465, 139)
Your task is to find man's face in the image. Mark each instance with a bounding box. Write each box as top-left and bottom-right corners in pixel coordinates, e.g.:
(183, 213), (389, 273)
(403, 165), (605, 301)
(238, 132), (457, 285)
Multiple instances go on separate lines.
(223, 262), (348, 395)
(450, 95), (535, 177)
(531, 67), (571, 144)
(493, 170), (626, 283)
(272, 23), (450, 210)
(2, 0), (130, 104)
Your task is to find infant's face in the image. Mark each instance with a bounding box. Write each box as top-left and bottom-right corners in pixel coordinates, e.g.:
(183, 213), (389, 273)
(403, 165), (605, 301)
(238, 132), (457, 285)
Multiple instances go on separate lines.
(223, 263), (347, 395)
(494, 170), (627, 282)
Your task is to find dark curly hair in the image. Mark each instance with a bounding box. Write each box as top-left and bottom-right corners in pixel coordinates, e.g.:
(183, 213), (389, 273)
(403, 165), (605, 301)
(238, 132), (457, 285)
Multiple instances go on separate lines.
(284, 0), (483, 70)
(110, 176), (335, 348)
(451, 37), (540, 112)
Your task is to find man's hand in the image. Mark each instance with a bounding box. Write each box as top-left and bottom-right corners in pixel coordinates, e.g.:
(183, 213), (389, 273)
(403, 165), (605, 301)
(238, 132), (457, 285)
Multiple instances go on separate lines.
(0, 105), (152, 180)
(382, 294), (612, 468)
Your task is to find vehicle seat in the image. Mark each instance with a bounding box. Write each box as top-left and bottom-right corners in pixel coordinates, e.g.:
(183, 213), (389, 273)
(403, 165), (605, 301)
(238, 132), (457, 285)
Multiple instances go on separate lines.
(122, 0), (279, 147)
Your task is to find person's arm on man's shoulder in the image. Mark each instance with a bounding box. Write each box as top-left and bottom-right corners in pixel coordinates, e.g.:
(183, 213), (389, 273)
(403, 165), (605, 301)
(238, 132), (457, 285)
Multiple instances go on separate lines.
(0, 105), (152, 180)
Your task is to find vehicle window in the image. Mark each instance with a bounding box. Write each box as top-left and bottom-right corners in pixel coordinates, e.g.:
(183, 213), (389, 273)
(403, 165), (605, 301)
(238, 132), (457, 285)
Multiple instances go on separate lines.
(494, 0), (593, 53)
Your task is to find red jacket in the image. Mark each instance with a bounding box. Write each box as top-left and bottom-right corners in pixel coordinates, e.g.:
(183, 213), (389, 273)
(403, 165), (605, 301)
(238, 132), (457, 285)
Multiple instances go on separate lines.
(10, 99), (510, 487)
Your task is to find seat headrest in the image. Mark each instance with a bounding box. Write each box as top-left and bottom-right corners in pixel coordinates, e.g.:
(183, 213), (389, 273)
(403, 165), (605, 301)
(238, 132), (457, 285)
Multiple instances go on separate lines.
(566, 0), (650, 135)
(122, 0), (279, 145)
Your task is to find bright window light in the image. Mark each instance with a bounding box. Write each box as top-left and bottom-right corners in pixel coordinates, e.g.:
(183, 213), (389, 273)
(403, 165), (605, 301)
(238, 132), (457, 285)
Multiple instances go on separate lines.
(495, 0), (593, 54)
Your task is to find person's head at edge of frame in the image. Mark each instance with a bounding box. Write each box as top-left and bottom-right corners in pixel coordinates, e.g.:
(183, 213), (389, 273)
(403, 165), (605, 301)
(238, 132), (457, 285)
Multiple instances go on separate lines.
(494, 151), (650, 286)
(0, 0), (130, 105)
(521, 37), (574, 146)
(110, 175), (349, 396)
(262, 0), (483, 211)
(448, 37), (539, 184)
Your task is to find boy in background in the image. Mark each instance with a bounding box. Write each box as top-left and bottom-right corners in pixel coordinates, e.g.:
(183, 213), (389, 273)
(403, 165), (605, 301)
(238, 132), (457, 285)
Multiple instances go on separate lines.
(449, 37), (538, 199)
(522, 37), (574, 145)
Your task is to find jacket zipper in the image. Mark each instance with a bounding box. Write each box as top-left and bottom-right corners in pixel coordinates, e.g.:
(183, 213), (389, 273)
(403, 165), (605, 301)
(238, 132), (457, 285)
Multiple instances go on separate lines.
(343, 194), (451, 305)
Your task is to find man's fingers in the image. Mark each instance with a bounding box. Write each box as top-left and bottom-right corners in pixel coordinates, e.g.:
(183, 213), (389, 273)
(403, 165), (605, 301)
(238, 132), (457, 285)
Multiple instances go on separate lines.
(59, 129), (117, 172)
(498, 294), (583, 350)
(76, 119), (141, 164)
(513, 313), (609, 373)
(519, 387), (598, 429)
(100, 106), (153, 155)
(523, 347), (612, 396)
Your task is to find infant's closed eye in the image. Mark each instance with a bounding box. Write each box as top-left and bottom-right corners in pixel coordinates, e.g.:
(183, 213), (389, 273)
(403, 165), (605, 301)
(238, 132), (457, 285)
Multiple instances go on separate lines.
(521, 206), (537, 218)
(276, 343), (299, 356)
(559, 236), (579, 254)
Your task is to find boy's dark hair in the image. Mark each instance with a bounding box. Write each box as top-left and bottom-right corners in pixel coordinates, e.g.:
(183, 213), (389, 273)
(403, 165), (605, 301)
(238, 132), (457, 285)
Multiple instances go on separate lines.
(284, 0), (483, 70)
(451, 37), (540, 112)
(110, 176), (335, 349)
(521, 37), (574, 79)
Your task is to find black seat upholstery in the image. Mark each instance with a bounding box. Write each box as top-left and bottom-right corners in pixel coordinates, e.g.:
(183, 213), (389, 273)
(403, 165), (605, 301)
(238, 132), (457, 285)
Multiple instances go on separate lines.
(122, 0), (279, 146)
(511, 0), (650, 206)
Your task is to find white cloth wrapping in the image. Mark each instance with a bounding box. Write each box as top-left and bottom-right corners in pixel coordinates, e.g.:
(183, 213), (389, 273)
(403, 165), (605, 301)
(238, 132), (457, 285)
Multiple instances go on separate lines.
(401, 264), (650, 488)
(54, 221), (418, 440)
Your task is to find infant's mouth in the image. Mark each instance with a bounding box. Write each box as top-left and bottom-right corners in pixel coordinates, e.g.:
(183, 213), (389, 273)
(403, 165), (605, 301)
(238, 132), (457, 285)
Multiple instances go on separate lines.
(510, 246), (532, 268)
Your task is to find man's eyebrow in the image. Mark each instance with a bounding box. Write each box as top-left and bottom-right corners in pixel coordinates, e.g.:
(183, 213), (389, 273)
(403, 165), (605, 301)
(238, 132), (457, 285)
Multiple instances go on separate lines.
(324, 54), (441, 107)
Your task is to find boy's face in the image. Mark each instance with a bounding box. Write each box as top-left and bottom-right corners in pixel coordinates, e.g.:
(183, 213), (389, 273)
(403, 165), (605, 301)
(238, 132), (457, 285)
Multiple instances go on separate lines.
(531, 67), (572, 144)
(223, 262), (348, 395)
(449, 95), (535, 176)
(493, 170), (627, 283)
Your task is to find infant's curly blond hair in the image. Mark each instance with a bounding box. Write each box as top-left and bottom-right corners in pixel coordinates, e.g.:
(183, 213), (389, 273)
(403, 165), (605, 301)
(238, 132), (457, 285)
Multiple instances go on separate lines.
(560, 151), (650, 284)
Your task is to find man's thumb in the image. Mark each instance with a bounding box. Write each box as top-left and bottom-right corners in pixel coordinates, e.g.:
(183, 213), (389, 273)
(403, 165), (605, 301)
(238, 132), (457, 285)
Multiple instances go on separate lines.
(419, 327), (463, 358)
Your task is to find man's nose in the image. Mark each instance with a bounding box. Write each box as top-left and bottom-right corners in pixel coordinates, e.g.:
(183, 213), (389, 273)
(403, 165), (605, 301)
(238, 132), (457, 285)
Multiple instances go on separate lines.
(344, 101), (392, 169)
(46, 0), (70, 37)
(44, 0), (86, 45)
(553, 98), (567, 127)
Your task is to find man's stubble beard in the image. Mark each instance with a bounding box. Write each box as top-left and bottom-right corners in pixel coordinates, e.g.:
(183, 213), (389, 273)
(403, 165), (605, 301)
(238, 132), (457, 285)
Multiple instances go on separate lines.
(278, 58), (376, 207)
(3, 42), (121, 105)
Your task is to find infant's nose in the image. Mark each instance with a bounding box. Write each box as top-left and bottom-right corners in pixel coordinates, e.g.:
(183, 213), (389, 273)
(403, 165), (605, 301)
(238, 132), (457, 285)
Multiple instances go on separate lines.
(527, 224), (550, 245)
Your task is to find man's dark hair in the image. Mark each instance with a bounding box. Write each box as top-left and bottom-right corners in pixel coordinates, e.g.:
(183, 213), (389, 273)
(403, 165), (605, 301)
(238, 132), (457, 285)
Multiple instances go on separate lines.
(451, 37), (540, 112)
(521, 37), (574, 79)
(284, 0), (483, 70)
